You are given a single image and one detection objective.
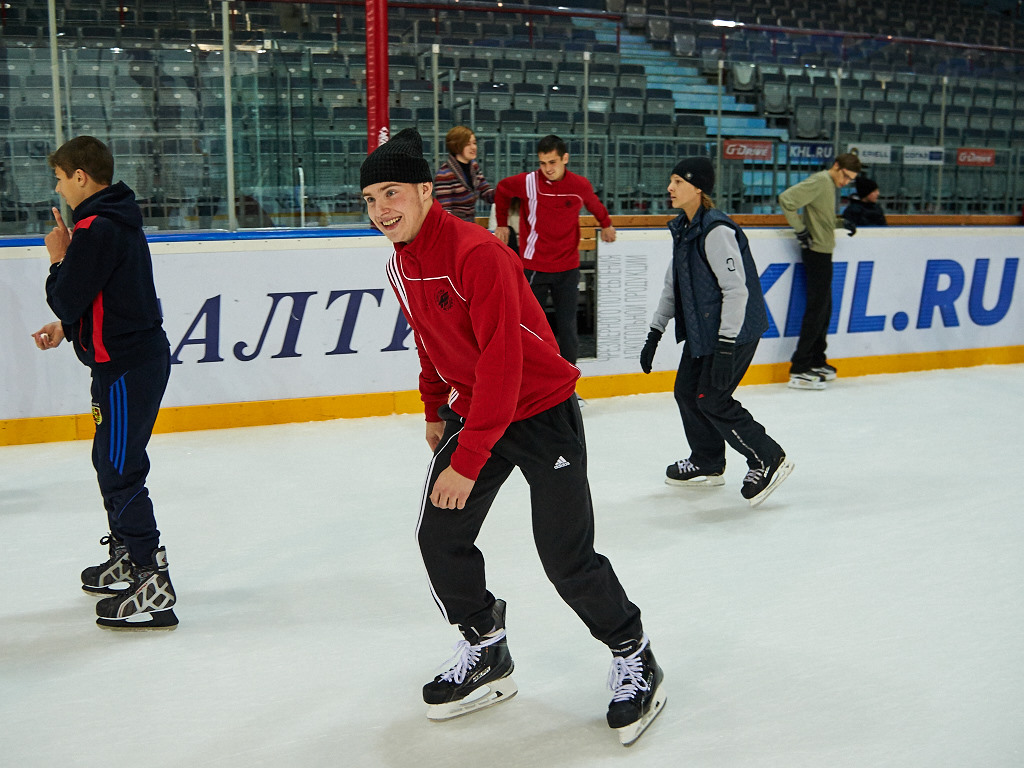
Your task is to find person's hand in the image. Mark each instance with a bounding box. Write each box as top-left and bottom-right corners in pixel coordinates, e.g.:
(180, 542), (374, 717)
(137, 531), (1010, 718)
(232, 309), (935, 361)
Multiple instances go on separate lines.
(430, 466), (475, 510)
(45, 207), (71, 265)
(425, 420), (444, 452)
(600, 225), (616, 243)
(639, 328), (662, 374)
(710, 338), (735, 389)
(31, 322), (65, 350)
(494, 226), (510, 245)
(795, 228), (812, 250)
(842, 220), (857, 237)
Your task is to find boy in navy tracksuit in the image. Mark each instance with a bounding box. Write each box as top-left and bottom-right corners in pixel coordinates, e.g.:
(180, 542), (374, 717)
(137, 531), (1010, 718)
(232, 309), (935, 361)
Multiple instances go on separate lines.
(32, 136), (177, 630)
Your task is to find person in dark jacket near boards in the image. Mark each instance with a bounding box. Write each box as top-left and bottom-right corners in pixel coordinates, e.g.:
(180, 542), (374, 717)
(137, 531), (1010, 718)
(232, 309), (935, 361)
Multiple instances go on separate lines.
(31, 135), (177, 630)
(639, 157), (793, 507)
(842, 176), (888, 227)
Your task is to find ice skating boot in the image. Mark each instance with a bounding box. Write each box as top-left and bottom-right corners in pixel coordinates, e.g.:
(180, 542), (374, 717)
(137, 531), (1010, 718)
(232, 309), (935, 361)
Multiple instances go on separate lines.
(607, 635), (666, 746)
(665, 458), (725, 487)
(81, 533), (131, 595)
(741, 454), (794, 507)
(423, 599), (517, 720)
(95, 546), (178, 630)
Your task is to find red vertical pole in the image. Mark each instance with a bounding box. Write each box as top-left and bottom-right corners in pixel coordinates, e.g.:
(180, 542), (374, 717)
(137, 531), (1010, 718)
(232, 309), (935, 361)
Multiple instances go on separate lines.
(365, 0), (390, 154)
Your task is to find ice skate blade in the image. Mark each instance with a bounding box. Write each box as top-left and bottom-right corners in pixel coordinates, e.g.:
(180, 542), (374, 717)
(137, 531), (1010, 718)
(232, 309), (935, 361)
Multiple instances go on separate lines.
(96, 609), (179, 631)
(665, 475), (725, 488)
(748, 460), (795, 508)
(82, 582), (129, 597)
(426, 676), (518, 721)
(615, 685), (667, 746)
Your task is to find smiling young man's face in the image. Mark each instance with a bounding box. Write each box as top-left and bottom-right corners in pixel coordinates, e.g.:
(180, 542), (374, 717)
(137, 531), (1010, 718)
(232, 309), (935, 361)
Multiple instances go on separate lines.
(361, 181), (433, 243)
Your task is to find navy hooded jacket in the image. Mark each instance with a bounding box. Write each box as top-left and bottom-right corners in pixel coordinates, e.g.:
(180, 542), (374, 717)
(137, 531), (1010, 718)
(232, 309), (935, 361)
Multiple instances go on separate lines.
(45, 182), (168, 372)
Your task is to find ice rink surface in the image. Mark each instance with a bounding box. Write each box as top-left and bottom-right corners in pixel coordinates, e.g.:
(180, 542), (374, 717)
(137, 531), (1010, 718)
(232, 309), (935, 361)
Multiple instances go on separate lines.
(2, 365), (1022, 768)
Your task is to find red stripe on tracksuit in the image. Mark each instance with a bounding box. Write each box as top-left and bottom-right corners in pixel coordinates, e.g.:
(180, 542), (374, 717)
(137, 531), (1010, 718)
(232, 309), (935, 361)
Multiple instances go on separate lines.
(91, 291), (110, 363)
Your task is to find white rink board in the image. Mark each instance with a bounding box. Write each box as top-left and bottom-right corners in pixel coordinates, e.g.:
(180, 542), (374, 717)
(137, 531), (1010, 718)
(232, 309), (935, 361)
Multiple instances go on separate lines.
(2, 226), (1022, 420)
(598, 226), (1023, 374)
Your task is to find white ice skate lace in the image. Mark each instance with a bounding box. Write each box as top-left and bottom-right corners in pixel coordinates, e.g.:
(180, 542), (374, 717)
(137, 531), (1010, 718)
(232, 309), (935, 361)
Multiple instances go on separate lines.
(439, 630), (506, 685)
(607, 637), (651, 703)
(676, 459), (697, 473)
(743, 467), (765, 486)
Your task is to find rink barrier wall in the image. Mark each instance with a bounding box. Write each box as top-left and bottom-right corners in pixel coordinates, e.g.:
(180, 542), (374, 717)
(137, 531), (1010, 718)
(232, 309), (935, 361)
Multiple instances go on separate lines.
(2, 217), (1022, 446)
(4, 346), (1022, 447)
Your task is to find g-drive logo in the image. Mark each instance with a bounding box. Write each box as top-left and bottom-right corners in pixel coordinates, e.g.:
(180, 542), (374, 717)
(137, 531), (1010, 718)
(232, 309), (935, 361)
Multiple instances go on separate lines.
(759, 257), (1019, 338)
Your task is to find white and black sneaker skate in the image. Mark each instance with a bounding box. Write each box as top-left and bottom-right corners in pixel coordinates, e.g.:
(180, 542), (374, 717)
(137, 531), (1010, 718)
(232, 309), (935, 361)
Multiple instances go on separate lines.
(665, 459), (725, 487)
(95, 546), (178, 630)
(809, 363), (837, 381)
(423, 599), (517, 721)
(788, 371), (826, 390)
(81, 533), (131, 595)
(607, 635), (666, 746)
(741, 454), (795, 507)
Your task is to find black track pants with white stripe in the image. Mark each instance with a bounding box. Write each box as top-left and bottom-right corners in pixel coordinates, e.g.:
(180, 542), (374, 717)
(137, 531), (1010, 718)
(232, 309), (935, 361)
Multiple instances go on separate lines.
(417, 396), (643, 647)
(90, 349), (170, 566)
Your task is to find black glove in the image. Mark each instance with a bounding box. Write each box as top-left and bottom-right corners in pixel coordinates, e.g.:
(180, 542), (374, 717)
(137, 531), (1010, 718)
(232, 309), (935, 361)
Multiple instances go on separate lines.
(710, 338), (735, 389)
(795, 229), (812, 249)
(842, 219), (857, 237)
(639, 328), (662, 374)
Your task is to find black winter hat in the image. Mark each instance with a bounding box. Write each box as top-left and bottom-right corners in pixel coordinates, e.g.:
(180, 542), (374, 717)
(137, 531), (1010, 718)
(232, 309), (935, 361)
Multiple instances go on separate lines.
(671, 156), (715, 194)
(855, 176), (878, 198)
(360, 128), (433, 189)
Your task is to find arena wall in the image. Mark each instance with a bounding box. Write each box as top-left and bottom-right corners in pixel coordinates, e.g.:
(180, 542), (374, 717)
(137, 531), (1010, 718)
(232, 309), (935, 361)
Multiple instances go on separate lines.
(2, 225), (1021, 445)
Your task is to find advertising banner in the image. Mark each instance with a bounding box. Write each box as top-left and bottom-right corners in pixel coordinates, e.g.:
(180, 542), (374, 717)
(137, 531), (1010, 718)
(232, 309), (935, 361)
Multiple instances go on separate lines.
(903, 146), (945, 165)
(847, 143), (893, 164)
(956, 148), (997, 167)
(723, 140), (774, 162)
(3, 228), (1022, 421)
(788, 142), (835, 164)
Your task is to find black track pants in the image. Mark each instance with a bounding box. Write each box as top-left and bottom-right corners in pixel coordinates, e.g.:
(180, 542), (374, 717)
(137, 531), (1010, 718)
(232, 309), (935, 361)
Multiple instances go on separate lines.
(90, 350), (170, 566)
(417, 397), (643, 647)
(674, 339), (783, 471)
(790, 248), (833, 373)
(526, 268), (580, 365)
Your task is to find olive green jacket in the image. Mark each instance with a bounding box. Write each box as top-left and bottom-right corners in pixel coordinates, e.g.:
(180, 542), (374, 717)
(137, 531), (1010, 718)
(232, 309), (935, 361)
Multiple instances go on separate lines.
(778, 170), (845, 254)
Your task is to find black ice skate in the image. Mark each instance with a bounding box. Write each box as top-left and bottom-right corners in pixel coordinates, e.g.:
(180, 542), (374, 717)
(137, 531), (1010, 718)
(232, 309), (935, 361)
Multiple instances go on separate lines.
(423, 599), (517, 721)
(741, 454), (795, 507)
(95, 546), (178, 630)
(81, 533), (131, 595)
(665, 458), (725, 487)
(607, 635), (666, 746)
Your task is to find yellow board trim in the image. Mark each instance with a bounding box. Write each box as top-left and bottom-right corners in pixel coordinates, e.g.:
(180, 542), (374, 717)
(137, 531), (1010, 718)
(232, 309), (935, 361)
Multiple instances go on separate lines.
(3, 346), (1022, 447)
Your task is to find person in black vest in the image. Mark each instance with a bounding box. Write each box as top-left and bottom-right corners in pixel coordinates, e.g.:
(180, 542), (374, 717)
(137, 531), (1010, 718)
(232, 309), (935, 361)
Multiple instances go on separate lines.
(31, 136), (177, 630)
(639, 157), (793, 506)
(842, 176), (888, 227)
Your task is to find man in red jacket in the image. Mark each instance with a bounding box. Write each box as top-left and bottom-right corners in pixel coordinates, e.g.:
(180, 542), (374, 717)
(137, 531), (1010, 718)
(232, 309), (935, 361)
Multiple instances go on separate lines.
(494, 134), (616, 366)
(360, 129), (664, 745)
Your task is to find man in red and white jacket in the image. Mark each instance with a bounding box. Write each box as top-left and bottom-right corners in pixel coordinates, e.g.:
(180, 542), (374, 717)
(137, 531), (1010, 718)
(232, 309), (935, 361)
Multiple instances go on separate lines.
(494, 134), (616, 366)
(360, 129), (663, 743)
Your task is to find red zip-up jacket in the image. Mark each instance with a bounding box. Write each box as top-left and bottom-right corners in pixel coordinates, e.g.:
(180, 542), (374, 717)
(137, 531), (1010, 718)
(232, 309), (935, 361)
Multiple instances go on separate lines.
(387, 200), (579, 480)
(494, 168), (612, 272)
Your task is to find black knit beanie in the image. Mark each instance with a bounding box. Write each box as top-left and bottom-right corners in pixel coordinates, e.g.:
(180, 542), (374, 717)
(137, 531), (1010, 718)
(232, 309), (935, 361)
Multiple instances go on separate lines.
(671, 156), (715, 194)
(855, 176), (878, 198)
(360, 128), (433, 189)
